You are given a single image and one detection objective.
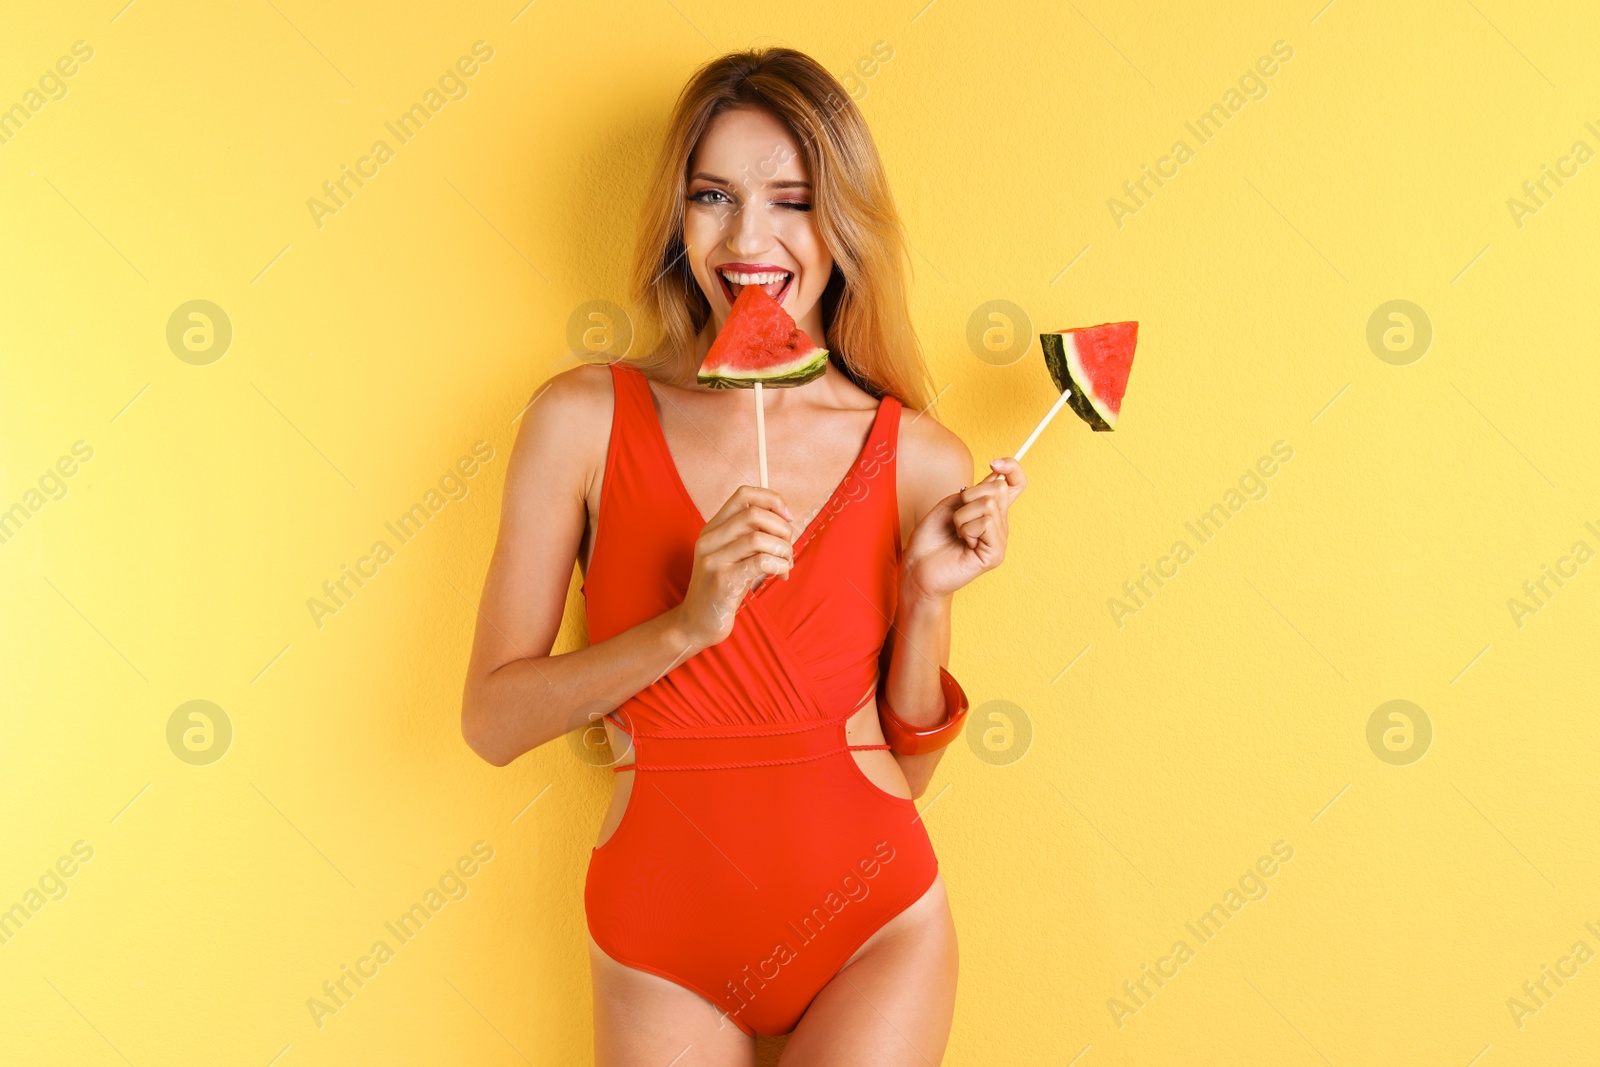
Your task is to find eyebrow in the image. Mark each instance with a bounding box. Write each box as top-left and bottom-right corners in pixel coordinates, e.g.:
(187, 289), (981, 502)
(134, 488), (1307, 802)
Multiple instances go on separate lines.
(689, 171), (811, 190)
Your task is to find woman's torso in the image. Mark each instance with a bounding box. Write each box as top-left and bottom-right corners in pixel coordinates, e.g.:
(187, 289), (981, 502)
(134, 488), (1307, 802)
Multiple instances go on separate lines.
(577, 361), (917, 842)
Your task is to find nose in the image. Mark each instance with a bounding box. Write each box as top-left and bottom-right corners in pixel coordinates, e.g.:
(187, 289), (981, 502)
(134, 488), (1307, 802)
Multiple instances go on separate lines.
(725, 195), (776, 259)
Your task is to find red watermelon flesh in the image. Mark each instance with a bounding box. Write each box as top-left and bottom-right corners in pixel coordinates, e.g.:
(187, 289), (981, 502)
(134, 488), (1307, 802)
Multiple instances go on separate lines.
(698, 281), (828, 389)
(1039, 320), (1138, 431)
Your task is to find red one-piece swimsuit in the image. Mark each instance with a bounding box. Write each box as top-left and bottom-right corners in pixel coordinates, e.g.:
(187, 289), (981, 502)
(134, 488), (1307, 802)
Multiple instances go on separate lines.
(581, 360), (941, 1038)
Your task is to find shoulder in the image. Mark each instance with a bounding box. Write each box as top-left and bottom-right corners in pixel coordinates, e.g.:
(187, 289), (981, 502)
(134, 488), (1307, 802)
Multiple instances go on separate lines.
(893, 400), (972, 513)
(512, 362), (614, 450)
(504, 361), (617, 497)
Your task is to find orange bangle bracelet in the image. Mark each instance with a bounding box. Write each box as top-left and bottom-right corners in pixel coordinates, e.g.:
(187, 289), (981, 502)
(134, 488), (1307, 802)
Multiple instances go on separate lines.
(878, 667), (969, 756)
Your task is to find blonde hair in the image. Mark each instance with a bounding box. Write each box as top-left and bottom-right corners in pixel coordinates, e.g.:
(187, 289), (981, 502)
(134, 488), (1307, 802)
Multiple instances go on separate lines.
(626, 47), (934, 412)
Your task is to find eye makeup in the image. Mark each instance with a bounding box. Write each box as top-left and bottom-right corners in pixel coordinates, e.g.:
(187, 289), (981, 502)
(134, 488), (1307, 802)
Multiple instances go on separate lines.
(686, 188), (811, 211)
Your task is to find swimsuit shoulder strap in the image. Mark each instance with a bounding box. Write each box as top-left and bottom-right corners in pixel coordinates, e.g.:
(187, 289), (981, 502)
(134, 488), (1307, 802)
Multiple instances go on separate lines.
(598, 360), (681, 520)
(606, 358), (649, 418)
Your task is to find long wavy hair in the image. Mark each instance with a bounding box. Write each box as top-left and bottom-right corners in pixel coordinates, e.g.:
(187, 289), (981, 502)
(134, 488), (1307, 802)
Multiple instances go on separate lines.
(626, 47), (934, 412)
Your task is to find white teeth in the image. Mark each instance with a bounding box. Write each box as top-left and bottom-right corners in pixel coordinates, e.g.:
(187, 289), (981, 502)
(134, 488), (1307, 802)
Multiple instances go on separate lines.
(719, 269), (791, 285)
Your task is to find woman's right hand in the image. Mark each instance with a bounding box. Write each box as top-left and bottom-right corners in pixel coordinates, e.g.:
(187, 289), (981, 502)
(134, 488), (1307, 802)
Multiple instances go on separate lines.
(675, 485), (795, 649)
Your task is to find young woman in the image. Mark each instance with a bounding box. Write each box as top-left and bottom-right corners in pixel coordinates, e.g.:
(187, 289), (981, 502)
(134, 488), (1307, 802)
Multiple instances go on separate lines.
(461, 47), (1024, 1066)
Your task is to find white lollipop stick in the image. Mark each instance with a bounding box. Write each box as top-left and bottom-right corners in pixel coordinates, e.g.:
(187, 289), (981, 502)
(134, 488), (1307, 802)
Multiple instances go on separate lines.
(1013, 388), (1072, 461)
(974, 387), (1073, 491)
(754, 381), (768, 488)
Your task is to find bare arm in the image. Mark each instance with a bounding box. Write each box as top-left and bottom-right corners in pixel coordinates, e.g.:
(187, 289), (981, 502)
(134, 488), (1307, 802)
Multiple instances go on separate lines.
(459, 366), (685, 766)
(460, 365), (797, 767)
(882, 417), (1024, 797)
(881, 587), (954, 798)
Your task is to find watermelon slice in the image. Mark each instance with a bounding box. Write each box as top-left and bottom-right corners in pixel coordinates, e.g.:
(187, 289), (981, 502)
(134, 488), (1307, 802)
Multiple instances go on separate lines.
(1039, 321), (1138, 431)
(697, 281), (828, 388)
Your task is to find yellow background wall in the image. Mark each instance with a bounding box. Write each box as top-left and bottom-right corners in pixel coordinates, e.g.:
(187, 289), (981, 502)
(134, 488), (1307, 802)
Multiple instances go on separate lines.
(3, 1), (1597, 1063)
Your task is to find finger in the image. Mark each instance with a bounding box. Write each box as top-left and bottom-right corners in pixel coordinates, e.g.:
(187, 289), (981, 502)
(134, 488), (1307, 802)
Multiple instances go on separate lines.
(957, 512), (999, 549)
(960, 473), (1013, 508)
(959, 494), (1008, 544)
(734, 529), (796, 563)
(986, 456), (1025, 482)
(709, 484), (794, 526)
(707, 553), (784, 602)
(960, 479), (1010, 510)
(738, 549), (793, 588)
(981, 457), (1027, 499)
(944, 490), (984, 548)
(952, 495), (1002, 531)
(957, 520), (1003, 564)
(705, 534), (795, 581)
(700, 504), (794, 554)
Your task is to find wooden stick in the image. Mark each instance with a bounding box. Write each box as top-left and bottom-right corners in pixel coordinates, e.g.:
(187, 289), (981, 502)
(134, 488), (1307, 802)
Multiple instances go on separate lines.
(754, 381), (769, 488)
(1014, 388), (1073, 461)
(979, 388), (1073, 488)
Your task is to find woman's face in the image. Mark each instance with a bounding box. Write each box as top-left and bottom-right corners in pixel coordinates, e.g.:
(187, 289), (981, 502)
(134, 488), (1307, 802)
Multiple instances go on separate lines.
(682, 106), (832, 345)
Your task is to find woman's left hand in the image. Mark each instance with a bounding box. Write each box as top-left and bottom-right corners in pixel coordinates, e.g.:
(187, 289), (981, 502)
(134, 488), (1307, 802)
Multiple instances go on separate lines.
(901, 457), (1027, 602)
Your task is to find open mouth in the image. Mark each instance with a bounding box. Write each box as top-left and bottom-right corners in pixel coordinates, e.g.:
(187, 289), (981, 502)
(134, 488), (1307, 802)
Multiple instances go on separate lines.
(717, 268), (794, 306)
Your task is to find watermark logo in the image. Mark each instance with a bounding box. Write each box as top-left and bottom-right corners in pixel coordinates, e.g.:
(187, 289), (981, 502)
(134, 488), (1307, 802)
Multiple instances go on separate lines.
(567, 700), (634, 768)
(1507, 122), (1599, 229)
(718, 842), (896, 1029)
(1108, 40), (1294, 228)
(0, 440), (93, 548)
(966, 299), (1033, 367)
(306, 841), (495, 1029)
(166, 700), (232, 765)
(166, 300), (233, 365)
(1507, 923), (1599, 1030)
(307, 41), (495, 230)
(1366, 300), (1431, 366)
(1109, 441), (1294, 628)
(966, 699), (1032, 766)
(1109, 840), (1294, 1027)
(1365, 700), (1430, 765)
(839, 41), (894, 103)
(0, 840), (95, 948)
(1507, 522), (1598, 628)
(0, 40), (95, 149)
(566, 300), (633, 363)
(307, 441), (495, 630)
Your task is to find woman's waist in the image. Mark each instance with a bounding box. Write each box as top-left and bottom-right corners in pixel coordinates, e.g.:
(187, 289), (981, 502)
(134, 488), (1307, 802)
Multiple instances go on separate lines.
(609, 714), (884, 772)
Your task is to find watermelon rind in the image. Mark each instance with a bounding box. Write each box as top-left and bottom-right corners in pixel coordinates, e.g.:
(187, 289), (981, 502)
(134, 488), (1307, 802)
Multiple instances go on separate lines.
(697, 347), (828, 389)
(698, 281), (830, 388)
(1040, 332), (1116, 431)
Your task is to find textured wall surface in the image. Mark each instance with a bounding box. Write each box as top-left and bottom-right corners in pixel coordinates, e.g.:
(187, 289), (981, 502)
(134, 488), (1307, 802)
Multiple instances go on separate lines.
(3, 1), (1598, 1064)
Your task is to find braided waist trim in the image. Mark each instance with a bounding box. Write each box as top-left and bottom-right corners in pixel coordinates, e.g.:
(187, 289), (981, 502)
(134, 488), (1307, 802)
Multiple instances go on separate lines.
(607, 707), (889, 773)
(613, 743), (890, 773)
